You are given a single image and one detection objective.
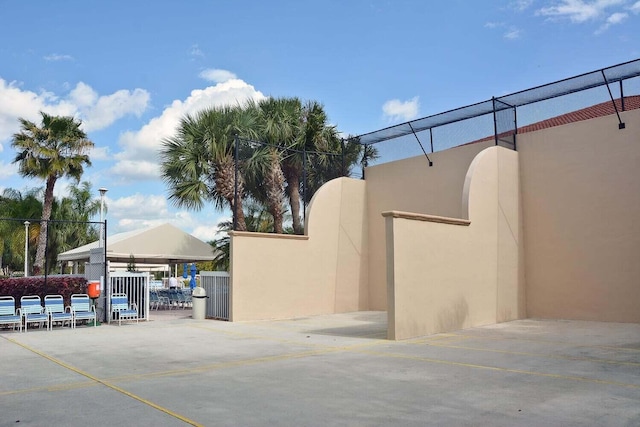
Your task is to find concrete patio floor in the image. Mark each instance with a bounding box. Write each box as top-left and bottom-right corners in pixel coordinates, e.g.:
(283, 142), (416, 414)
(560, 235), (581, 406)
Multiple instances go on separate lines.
(1, 313), (639, 426)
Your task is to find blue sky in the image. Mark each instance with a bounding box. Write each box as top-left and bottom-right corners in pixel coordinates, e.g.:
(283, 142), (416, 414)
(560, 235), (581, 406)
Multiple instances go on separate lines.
(1, 0), (639, 241)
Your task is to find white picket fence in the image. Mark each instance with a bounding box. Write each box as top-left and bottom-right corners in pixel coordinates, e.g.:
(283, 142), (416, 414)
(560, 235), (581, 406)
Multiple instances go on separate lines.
(200, 271), (230, 320)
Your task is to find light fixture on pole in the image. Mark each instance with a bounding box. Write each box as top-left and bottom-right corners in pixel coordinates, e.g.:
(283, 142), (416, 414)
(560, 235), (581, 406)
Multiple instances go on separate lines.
(99, 187), (108, 248)
(24, 221), (30, 277)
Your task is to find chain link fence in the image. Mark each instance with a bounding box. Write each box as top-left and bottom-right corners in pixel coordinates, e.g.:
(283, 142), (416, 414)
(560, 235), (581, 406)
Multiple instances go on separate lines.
(351, 58), (640, 168)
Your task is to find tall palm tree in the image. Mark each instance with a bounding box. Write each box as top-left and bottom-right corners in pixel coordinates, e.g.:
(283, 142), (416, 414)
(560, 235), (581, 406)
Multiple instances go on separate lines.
(11, 112), (93, 274)
(161, 105), (257, 231)
(249, 98), (301, 233)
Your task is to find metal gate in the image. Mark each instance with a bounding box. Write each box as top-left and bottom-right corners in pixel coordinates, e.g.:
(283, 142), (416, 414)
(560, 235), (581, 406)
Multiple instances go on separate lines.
(200, 271), (230, 320)
(108, 272), (150, 323)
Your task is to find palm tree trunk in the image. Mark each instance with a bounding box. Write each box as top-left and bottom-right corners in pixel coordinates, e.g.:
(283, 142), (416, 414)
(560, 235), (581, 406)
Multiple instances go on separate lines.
(265, 150), (285, 234)
(34, 175), (56, 273)
(284, 161), (303, 234)
(217, 156), (247, 231)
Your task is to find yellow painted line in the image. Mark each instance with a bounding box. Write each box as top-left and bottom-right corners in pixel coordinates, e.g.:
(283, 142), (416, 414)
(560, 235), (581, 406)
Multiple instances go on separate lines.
(4, 337), (203, 427)
(408, 335), (471, 345)
(357, 349), (640, 389)
(424, 342), (640, 367)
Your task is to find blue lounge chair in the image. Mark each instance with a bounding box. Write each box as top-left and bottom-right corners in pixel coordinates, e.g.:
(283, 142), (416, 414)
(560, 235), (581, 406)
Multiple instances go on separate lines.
(21, 295), (49, 331)
(0, 296), (22, 332)
(44, 295), (73, 330)
(70, 294), (97, 328)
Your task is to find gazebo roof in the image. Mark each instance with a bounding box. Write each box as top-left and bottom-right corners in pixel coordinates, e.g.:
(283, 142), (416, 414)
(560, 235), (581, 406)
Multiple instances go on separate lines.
(58, 223), (216, 264)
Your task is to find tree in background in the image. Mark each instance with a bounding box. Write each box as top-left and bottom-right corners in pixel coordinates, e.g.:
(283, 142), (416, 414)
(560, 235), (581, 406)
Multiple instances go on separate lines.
(11, 112), (93, 274)
(0, 188), (42, 275)
(0, 184), (103, 275)
(161, 97), (368, 236)
(161, 106), (259, 231)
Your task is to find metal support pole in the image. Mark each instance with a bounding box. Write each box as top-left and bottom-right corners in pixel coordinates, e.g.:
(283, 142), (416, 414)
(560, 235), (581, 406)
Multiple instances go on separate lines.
(619, 80), (625, 111)
(601, 71), (625, 129)
(233, 135), (239, 231)
(492, 97), (499, 146)
(429, 128), (434, 153)
(340, 138), (345, 175)
(44, 220), (49, 284)
(23, 221), (29, 277)
(102, 220), (108, 323)
(302, 147), (307, 228)
(513, 106), (518, 151)
(408, 122), (433, 167)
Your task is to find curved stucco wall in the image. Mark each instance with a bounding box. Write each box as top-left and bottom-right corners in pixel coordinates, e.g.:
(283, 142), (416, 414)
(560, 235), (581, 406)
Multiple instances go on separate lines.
(229, 177), (368, 321)
(366, 141), (493, 310)
(385, 146), (525, 340)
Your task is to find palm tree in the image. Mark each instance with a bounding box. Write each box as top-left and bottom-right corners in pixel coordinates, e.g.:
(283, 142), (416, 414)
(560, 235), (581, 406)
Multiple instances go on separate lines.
(209, 200), (287, 270)
(247, 98), (301, 233)
(161, 105), (258, 231)
(53, 181), (102, 255)
(11, 112), (93, 274)
(0, 188), (43, 275)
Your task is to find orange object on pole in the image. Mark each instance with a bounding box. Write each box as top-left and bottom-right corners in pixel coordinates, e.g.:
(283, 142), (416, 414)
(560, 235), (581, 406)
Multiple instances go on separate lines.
(87, 281), (100, 298)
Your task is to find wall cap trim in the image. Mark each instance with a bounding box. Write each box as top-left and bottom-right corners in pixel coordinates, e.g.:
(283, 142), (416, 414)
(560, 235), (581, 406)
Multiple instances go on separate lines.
(228, 231), (310, 240)
(381, 210), (471, 226)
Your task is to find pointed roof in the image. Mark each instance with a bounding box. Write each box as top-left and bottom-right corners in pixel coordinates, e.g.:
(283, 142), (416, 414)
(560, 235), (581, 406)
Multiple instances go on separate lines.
(58, 223), (216, 264)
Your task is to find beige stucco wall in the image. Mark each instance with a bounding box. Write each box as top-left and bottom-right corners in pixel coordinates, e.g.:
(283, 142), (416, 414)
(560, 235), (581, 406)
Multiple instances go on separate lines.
(366, 141), (493, 310)
(519, 108), (640, 322)
(385, 147), (525, 340)
(229, 177), (368, 321)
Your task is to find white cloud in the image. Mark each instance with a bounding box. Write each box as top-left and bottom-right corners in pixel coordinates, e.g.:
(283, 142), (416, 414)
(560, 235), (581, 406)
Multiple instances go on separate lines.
(112, 78), (266, 181)
(382, 97), (420, 122)
(90, 146), (111, 161)
(111, 160), (160, 181)
(0, 161), (17, 179)
(81, 87), (150, 132)
(0, 78), (150, 151)
(509, 0), (535, 11)
(192, 218), (229, 242)
(106, 193), (220, 240)
(44, 53), (74, 61)
(504, 27), (523, 38)
(199, 69), (237, 83)
(485, 21), (504, 28)
(536, 0), (626, 23)
(189, 44), (204, 58)
(631, 1), (640, 13)
(596, 11), (628, 32)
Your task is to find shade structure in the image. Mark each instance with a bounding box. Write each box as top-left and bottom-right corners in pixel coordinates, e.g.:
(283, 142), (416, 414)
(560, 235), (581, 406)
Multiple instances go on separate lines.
(58, 223), (216, 264)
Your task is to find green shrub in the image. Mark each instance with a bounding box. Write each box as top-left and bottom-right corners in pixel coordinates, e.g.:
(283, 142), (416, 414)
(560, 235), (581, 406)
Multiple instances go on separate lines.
(0, 276), (87, 306)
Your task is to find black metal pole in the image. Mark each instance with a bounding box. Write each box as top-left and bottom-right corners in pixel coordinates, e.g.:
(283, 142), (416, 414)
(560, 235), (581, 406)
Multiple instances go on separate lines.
(44, 220), (49, 284)
(302, 147), (307, 231)
(513, 106), (518, 151)
(341, 138), (345, 175)
(408, 122), (433, 167)
(429, 128), (434, 153)
(492, 97), (499, 146)
(103, 219), (108, 323)
(619, 80), (625, 111)
(601, 71), (625, 129)
(233, 135), (239, 231)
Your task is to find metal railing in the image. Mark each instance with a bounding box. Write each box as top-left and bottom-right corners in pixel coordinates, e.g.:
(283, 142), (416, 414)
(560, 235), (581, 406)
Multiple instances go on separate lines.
(107, 271), (150, 323)
(200, 271), (230, 320)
